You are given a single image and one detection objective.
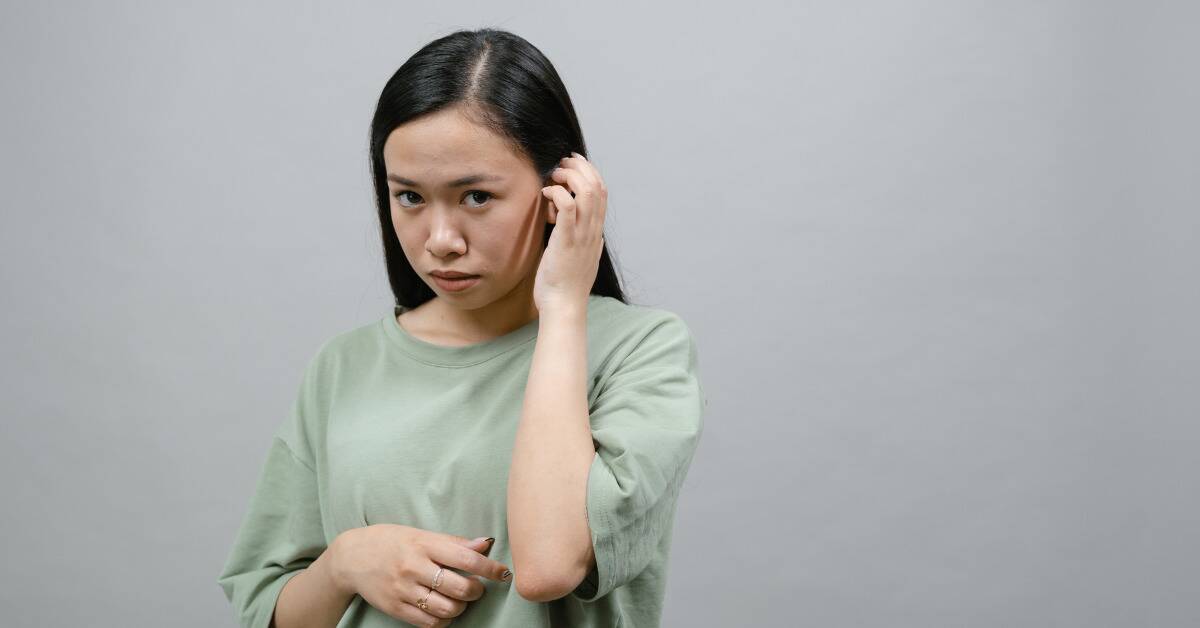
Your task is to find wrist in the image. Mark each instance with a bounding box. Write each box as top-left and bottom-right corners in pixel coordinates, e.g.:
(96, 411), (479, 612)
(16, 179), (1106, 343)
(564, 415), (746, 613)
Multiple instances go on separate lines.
(323, 529), (357, 597)
(537, 301), (587, 326)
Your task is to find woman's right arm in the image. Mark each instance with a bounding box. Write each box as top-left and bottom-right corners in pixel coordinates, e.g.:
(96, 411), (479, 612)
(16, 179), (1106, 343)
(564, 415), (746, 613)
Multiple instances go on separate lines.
(270, 531), (356, 628)
(272, 524), (514, 628)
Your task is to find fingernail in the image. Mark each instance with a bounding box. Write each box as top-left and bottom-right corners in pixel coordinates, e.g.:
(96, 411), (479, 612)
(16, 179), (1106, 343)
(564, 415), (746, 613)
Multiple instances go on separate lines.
(501, 569), (512, 583)
(482, 537), (496, 556)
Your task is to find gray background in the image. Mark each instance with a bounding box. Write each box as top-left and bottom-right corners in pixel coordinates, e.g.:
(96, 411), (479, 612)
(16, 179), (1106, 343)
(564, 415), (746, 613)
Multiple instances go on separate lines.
(2, 1), (1196, 626)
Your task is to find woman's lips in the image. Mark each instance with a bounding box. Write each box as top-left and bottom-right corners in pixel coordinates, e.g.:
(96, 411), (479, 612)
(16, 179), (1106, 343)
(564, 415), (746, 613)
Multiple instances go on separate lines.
(432, 275), (480, 292)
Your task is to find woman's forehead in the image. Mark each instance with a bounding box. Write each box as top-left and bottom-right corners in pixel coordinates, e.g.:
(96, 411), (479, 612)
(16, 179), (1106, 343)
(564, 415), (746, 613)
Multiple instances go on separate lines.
(386, 109), (505, 155)
(385, 137), (520, 175)
(382, 107), (537, 181)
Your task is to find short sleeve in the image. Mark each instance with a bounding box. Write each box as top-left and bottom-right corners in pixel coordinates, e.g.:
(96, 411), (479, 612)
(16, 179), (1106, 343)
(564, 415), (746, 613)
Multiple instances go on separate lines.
(571, 314), (707, 602)
(216, 437), (327, 628)
(217, 348), (331, 628)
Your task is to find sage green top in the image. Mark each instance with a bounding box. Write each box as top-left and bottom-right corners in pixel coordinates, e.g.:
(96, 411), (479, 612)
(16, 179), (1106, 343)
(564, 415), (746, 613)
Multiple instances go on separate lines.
(217, 294), (707, 627)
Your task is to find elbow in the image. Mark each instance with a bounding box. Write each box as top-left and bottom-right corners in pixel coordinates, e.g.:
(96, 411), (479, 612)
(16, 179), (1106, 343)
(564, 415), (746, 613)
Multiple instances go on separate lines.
(515, 576), (560, 603)
(514, 571), (579, 603)
(514, 571), (564, 603)
(512, 560), (588, 603)
(508, 519), (594, 602)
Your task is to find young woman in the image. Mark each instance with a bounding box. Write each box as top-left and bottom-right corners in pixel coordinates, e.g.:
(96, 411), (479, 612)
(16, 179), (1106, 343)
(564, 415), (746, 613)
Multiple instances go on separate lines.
(218, 28), (706, 628)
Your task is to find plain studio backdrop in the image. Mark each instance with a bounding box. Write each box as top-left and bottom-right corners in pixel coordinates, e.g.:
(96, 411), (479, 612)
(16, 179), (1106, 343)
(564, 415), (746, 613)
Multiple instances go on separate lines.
(1, 1), (1196, 626)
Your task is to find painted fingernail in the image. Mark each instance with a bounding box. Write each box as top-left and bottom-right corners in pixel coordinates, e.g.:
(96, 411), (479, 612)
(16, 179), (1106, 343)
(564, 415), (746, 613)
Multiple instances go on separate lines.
(501, 569), (512, 582)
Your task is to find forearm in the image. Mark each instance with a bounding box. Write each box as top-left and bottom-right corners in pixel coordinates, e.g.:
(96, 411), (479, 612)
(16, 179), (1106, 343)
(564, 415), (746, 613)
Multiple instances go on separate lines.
(507, 306), (596, 597)
(272, 540), (356, 628)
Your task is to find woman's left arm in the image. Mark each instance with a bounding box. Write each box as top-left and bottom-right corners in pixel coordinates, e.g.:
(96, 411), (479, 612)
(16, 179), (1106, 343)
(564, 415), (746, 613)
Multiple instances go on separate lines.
(508, 152), (607, 603)
(507, 306), (597, 603)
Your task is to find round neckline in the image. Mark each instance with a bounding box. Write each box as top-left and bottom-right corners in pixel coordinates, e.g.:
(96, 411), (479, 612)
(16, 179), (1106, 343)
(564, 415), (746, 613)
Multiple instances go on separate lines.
(381, 296), (603, 368)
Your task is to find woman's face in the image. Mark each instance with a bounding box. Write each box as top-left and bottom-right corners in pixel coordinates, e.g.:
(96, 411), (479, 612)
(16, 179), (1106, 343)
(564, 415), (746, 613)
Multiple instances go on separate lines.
(382, 107), (551, 310)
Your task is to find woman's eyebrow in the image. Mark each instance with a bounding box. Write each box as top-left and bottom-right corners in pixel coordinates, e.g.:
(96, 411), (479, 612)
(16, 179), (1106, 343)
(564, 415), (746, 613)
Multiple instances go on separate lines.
(386, 173), (505, 188)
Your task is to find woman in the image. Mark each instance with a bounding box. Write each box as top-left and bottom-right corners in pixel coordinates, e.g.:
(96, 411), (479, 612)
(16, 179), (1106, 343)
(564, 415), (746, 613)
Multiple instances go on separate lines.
(217, 28), (706, 628)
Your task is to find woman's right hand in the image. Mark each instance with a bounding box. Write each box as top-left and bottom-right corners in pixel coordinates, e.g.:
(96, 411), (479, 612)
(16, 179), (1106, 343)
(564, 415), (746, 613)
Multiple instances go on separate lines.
(329, 524), (513, 627)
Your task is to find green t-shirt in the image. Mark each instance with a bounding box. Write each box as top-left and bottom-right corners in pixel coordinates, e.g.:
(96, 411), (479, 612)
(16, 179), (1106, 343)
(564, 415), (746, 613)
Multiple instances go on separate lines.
(217, 294), (707, 627)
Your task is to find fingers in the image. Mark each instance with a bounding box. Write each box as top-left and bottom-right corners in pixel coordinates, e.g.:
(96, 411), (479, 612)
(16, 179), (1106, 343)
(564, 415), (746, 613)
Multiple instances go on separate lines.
(380, 562), (478, 625)
(402, 583), (466, 621)
(560, 152), (605, 195)
(416, 562), (487, 602)
(551, 158), (606, 207)
(426, 539), (513, 584)
(551, 153), (606, 235)
(541, 185), (577, 231)
(382, 592), (454, 628)
(550, 163), (590, 198)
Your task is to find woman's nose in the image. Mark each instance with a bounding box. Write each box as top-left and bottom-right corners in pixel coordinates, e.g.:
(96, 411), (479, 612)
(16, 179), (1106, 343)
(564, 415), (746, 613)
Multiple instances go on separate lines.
(426, 211), (467, 256)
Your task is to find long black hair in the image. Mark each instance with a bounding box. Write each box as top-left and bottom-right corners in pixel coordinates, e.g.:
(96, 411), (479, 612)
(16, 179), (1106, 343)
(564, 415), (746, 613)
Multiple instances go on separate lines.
(368, 28), (628, 310)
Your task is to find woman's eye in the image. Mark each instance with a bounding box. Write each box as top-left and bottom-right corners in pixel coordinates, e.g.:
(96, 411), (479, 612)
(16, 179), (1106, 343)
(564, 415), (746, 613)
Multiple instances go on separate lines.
(465, 190), (492, 207)
(394, 191), (421, 207)
(392, 190), (491, 209)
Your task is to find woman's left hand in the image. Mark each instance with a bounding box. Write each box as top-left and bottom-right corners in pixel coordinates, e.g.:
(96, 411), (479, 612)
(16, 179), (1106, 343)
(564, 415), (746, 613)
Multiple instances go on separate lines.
(534, 151), (608, 317)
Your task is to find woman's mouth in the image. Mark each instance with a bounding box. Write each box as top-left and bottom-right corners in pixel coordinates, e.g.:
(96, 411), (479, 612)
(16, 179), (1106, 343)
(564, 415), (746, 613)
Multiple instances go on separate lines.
(432, 275), (480, 292)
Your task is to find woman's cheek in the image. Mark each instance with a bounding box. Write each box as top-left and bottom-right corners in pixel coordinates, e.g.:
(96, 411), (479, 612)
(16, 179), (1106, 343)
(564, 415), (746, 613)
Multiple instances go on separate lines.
(393, 224), (419, 257)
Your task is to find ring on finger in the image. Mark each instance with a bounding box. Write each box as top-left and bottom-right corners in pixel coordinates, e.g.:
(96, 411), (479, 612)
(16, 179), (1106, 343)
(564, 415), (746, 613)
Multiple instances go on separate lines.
(431, 566), (445, 591)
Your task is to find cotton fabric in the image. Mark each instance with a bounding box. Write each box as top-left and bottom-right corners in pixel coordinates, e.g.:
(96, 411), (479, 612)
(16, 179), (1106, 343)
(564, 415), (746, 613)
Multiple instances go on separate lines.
(217, 294), (706, 627)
